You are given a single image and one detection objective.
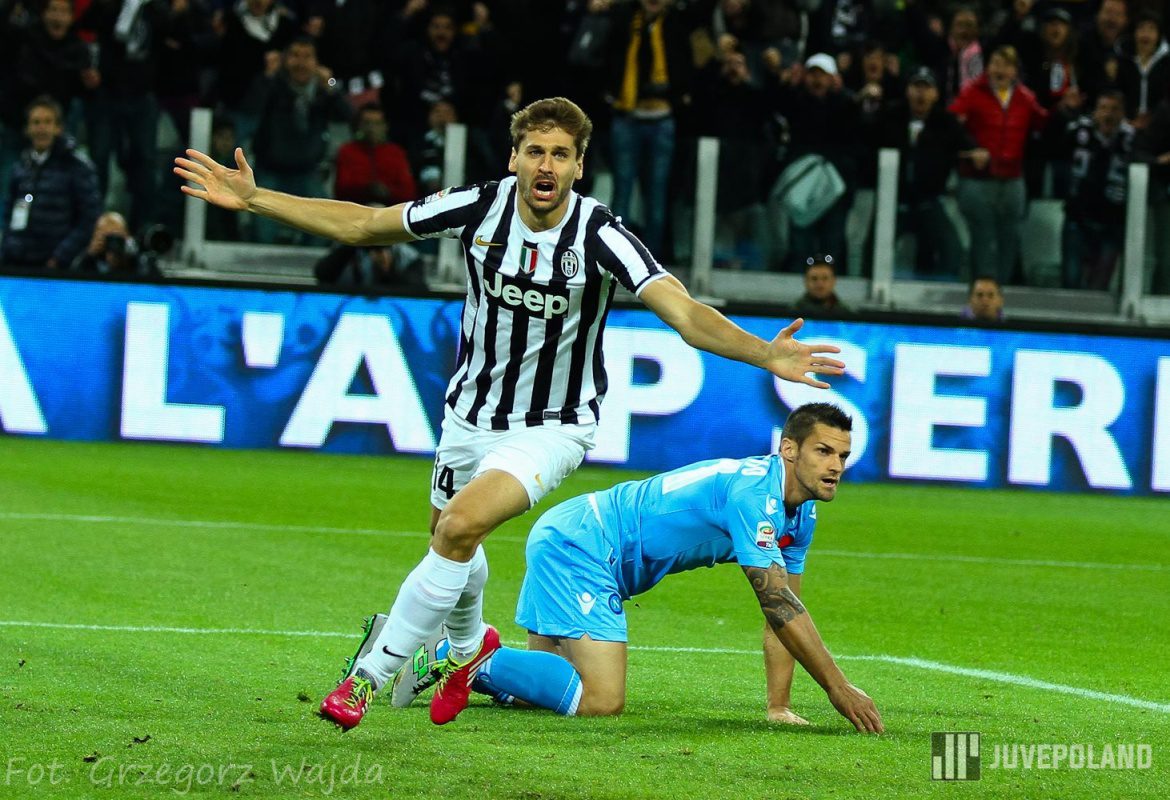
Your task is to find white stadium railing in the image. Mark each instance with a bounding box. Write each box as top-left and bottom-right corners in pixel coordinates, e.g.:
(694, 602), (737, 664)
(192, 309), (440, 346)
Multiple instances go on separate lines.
(179, 109), (1170, 324)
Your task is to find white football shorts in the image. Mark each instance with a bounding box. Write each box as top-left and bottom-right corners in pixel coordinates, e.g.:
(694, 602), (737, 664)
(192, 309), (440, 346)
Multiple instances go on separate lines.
(429, 410), (596, 510)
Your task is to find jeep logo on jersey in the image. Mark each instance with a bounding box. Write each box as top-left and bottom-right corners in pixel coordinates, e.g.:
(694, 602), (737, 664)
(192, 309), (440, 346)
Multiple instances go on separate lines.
(560, 249), (580, 278)
(483, 266), (570, 319)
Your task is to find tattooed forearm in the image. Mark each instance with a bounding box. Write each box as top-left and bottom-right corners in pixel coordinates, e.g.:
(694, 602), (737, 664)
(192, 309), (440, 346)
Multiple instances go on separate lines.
(743, 564), (808, 630)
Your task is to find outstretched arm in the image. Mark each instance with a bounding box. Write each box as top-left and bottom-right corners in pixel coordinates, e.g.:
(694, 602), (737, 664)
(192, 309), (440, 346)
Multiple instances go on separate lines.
(743, 563), (883, 733)
(174, 147), (415, 246)
(639, 276), (844, 388)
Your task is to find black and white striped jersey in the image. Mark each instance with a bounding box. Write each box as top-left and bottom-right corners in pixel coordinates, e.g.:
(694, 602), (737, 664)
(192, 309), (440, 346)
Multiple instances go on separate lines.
(403, 176), (667, 431)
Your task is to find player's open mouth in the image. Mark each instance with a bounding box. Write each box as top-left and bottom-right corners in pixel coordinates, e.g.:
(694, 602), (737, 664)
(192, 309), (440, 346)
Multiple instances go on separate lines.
(821, 477), (838, 489)
(533, 180), (556, 201)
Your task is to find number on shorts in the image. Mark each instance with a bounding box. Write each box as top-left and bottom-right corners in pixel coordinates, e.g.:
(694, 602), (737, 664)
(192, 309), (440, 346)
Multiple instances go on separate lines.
(433, 458), (456, 500)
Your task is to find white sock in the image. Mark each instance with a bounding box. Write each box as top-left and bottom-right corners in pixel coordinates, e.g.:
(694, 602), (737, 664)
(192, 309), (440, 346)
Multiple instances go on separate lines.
(444, 545), (488, 661)
(354, 548), (470, 689)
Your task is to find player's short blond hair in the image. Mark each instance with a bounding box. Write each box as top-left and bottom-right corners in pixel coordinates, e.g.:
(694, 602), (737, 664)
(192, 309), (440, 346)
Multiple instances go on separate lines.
(509, 97), (592, 159)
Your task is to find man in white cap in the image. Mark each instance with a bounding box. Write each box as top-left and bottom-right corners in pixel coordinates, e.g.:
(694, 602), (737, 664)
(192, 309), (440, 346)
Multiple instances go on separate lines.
(762, 50), (858, 272)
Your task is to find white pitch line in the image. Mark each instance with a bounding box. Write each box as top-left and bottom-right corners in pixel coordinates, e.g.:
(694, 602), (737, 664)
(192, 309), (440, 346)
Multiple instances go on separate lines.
(0, 511), (525, 545)
(846, 655), (1170, 714)
(1, 512), (1163, 572)
(814, 549), (1168, 573)
(2, 620), (1167, 714)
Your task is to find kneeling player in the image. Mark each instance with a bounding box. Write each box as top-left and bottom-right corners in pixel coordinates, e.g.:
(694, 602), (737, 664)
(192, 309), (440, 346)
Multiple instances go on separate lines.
(397, 402), (882, 732)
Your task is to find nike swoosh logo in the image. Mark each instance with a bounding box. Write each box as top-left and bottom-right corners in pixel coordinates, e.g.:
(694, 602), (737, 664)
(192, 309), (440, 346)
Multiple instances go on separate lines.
(474, 235), (504, 247)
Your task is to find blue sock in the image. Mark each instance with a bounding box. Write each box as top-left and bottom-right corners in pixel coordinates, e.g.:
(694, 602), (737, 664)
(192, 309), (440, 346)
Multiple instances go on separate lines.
(472, 647), (582, 715)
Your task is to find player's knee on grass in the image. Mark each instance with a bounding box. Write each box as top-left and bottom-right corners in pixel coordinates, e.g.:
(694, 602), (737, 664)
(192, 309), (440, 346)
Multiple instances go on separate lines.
(576, 684), (624, 717)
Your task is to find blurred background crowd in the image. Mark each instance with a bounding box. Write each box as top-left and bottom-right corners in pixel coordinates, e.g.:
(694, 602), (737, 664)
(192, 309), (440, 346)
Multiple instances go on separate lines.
(3, 0), (1170, 298)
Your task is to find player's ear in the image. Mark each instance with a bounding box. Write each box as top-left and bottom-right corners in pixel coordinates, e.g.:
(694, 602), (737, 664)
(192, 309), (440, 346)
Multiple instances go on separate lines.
(575, 156), (584, 180)
(508, 148), (518, 173)
(779, 437), (798, 464)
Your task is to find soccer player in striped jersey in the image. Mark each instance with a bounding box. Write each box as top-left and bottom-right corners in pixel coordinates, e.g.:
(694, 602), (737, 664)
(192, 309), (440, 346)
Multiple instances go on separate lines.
(174, 97), (846, 729)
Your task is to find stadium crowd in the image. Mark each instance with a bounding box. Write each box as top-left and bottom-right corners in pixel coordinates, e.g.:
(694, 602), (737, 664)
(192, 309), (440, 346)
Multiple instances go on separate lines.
(3, 0), (1170, 293)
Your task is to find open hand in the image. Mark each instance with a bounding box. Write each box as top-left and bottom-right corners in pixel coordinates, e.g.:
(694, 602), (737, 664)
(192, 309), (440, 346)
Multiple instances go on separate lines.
(828, 682), (883, 733)
(174, 147), (257, 211)
(764, 319), (845, 389)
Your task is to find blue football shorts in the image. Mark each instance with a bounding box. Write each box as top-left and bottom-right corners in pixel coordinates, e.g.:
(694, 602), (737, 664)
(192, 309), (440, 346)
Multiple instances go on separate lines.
(515, 494), (628, 642)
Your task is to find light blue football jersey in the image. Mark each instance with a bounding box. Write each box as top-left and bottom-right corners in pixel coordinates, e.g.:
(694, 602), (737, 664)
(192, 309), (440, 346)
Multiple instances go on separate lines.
(592, 455), (817, 599)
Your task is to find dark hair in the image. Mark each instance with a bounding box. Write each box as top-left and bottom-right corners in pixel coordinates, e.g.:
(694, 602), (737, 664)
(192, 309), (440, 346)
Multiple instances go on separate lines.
(781, 403), (853, 445)
(1097, 88), (1126, 105)
(352, 102), (385, 131)
(805, 254), (835, 272)
(286, 35), (317, 54)
(25, 94), (63, 125)
(211, 115), (235, 135)
(1135, 13), (1163, 33)
(429, 4), (457, 22)
(510, 97), (592, 158)
(968, 274), (1001, 294)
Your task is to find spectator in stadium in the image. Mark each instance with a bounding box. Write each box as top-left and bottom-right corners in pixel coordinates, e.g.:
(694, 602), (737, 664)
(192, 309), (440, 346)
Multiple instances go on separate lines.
(212, 0), (300, 145)
(962, 275), (1004, 321)
(0, 96), (100, 270)
(845, 39), (902, 273)
(312, 241), (426, 289)
(605, 0), (697, 258)
(77, 0), (174, 232)
(999, 6), (1088, 199)
(843, 40), (901, 118)
(949, 46), (1049, 284)
(700, 0), (805, 69)
(691, 46), (771, 270)
(904, 0), (983, 104)
(204, 116), (242, 241)
(301, 0), (384, 95)
(411, 99), (458, 198)
(250, 36), (351, 243)
(765, 51), (861, 273)
(388, 6), (480, 150)
(1138, 96), (1170, 294)
(0, 0), (90, 200)
(334, 104), (417, 207)
(1001, 6), (1085, 111)
(1079, 0), (1129, 103)
(808, 0), (876, 63)
(878, 67), (986, 279)
(1116, 14), (1170, 129)
(155, 0), (217, 143)
(794, 255), (850, 313)
(1059, 90), (1134, 290)
(174, 96), (845, 732)
(73, 210), (161, 277)
(391, 403), (884, 732)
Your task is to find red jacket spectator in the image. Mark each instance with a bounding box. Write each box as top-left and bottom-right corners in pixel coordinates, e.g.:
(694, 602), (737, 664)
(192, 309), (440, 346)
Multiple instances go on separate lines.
(333, 104), (418, 206)
(334, 139), (417, 205)
(948, 75), (1049, 179)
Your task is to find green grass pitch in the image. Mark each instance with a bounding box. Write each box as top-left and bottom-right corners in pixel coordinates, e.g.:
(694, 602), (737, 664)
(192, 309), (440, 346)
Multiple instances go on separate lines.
(1, 437), (1167, 799)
